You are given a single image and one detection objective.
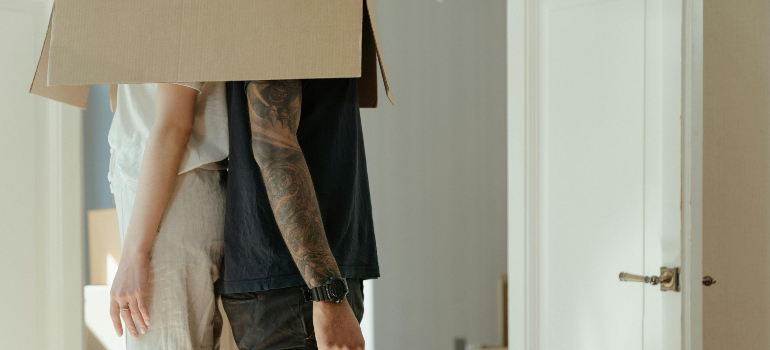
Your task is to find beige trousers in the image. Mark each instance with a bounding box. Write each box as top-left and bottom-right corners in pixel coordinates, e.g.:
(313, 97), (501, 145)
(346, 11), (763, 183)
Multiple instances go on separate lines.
(109, 152), (229, 350)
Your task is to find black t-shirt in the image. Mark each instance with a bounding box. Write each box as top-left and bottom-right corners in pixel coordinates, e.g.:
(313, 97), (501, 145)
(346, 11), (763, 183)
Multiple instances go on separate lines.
(217, 79), (380, 293)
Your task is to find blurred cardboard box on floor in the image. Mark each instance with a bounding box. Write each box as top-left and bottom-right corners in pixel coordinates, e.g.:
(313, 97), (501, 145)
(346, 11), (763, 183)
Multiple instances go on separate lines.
(87, 208), (122, 286)
(84, 285), (238, 350)
(30, 0), (392, 110)
(85, 285), (125, 350)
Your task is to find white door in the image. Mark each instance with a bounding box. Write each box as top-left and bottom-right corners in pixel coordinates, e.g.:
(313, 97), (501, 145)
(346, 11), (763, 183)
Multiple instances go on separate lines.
(508, 0), (701, 349)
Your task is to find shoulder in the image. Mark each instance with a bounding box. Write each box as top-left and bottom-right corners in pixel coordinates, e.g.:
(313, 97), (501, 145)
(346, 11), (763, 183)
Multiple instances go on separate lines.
(171, 82), (204, 92)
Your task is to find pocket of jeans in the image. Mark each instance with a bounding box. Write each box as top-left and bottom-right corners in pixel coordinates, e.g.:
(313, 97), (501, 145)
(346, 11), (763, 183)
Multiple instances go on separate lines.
(347, 279), (365, 322)
(220, 292), (260, 303)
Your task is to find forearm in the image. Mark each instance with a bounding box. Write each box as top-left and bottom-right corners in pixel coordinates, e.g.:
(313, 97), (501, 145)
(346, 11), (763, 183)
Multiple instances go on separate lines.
(246, 80), (340, 288)
(121, 125), (190, 258)
(255, 142), (341, 287)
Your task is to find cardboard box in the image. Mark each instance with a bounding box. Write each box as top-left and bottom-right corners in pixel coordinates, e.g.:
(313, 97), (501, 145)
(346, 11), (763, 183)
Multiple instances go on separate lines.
(87, 208), (122, 286)
(30, 0), (392, 109)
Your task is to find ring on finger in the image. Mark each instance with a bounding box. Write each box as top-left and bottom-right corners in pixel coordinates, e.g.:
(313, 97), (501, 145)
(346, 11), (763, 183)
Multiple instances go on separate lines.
(120, 308), (130, 312)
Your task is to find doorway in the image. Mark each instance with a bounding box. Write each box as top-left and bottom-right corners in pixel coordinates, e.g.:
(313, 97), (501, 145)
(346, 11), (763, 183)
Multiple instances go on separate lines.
(507, 0), (703, 348)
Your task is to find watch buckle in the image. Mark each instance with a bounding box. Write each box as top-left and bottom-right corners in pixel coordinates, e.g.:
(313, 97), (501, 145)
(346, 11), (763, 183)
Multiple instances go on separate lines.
(302, 287), (313, 303)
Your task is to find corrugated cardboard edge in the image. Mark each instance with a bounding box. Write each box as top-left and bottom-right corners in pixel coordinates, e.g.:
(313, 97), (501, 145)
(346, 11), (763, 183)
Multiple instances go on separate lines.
(29, 9), (90, 110)
(365, 0), (394, 105)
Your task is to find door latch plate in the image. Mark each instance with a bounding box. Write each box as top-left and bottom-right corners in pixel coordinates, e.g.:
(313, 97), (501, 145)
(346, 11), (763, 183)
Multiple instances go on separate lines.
(659, 267), (680, 292)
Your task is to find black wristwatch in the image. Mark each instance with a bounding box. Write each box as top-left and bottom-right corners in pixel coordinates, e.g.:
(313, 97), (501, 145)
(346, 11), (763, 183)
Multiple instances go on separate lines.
(304, 276), (349, 303)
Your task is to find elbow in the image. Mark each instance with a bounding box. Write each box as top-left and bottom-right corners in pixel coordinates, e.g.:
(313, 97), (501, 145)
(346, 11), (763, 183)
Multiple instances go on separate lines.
(251, 140), (272, 167)
(251, 138), (298, 168)
(173, 122), (194, 138)
(158, 120), (194, 142)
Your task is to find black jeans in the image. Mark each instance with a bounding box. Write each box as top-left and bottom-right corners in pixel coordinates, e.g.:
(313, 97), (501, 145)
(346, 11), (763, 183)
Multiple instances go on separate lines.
(221, 279), (365, 350)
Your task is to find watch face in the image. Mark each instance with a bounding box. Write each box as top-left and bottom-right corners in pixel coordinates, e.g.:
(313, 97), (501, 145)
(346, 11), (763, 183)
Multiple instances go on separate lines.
(329, 280), (345, 298)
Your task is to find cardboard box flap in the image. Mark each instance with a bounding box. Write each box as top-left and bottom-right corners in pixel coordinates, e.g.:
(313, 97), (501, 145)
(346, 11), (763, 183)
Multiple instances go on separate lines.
(365, 0), (394, 105)
(358, 3), (379, 108)
(109, 84), (117, 113)
(29, 12), (90, 109)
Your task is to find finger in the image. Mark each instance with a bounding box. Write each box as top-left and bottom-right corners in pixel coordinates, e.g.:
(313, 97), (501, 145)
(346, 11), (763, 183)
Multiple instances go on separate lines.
(109, 298), (123, 337)
(129, 298), (147, 335)
(136, 294), (151, 326)
(120, 302), (139, 337)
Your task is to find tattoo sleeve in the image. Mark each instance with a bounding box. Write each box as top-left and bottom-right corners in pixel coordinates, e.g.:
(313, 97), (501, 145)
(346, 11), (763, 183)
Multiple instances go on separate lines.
(246, 80), (340, 288)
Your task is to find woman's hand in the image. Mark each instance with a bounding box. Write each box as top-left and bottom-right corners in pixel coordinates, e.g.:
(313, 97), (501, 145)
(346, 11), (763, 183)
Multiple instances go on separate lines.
(109, 252), (151, 337)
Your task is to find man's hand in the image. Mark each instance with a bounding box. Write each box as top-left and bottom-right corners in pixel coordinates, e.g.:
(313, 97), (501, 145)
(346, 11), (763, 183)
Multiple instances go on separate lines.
(313, 300), (365, 350)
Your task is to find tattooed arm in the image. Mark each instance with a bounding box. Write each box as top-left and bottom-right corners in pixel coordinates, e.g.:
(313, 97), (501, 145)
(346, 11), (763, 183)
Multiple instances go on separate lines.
(246, 80), (339, 288)
(247, 80), (365, 350)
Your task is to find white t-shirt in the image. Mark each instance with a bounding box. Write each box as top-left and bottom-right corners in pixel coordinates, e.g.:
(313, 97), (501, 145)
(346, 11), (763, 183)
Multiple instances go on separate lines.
(108, 82), (229, 184)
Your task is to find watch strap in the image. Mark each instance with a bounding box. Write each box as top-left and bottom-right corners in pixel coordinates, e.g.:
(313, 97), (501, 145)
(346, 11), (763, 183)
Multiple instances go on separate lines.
(302, 277), (348, 303)
(311, 286), (331, 302)
(304, 285), (334, 302)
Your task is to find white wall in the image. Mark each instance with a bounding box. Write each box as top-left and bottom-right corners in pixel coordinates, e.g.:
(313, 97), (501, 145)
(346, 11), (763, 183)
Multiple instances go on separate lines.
(0, 1), (84, 349)
(704, 1), (770, 348)
(82, 84), (116, 286)
(361, 0), (508, 348)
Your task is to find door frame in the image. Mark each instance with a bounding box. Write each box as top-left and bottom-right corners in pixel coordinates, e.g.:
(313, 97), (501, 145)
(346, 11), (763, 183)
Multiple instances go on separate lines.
(506, 0), (704, 349)
(681, 0), (703, 349)
(39, 98), (85, 350)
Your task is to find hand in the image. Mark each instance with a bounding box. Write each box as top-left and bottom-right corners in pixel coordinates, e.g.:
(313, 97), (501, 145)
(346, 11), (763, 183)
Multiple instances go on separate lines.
(109, 252), (151, 338)
(313, 299), (365, 350)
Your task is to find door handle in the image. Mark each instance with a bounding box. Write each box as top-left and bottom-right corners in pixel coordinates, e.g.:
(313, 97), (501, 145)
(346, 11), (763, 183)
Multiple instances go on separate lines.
(619, 267), (680, 292)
